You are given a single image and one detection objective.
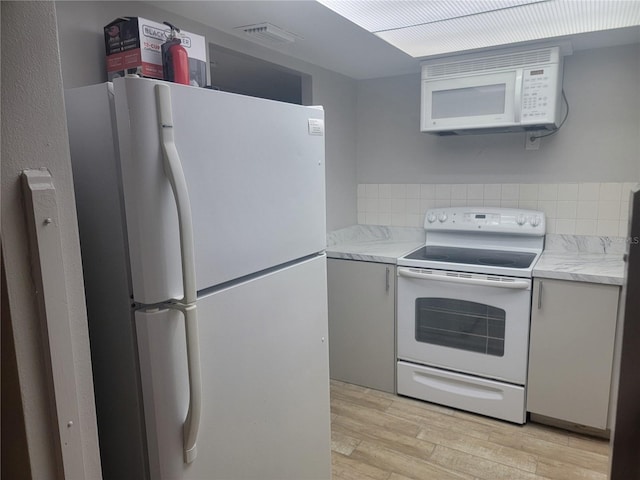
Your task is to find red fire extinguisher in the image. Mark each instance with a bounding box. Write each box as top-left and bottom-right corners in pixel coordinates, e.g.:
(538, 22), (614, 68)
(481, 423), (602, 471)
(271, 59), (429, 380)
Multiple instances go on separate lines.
(161, 21), (190, 85)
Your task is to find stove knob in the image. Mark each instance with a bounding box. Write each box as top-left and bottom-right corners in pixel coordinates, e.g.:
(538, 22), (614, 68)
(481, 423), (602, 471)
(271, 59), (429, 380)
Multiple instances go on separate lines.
(530, 216), (541, 227)
(516, 214), (526, 226)
(437, 212), (448, 223)
(426, 212), (437, 223)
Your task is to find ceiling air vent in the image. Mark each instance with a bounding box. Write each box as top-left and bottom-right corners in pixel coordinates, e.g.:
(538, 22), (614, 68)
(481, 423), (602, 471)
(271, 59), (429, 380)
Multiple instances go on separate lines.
(234, 23), (298, 45)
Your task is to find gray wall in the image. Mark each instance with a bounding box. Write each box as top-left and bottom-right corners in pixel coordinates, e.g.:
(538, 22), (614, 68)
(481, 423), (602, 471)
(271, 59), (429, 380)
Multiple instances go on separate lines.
(1, 2), (102, 478)
(53, 2), (639, 228)
(355, 44), (640, 184)
(54, 1), (358, 231)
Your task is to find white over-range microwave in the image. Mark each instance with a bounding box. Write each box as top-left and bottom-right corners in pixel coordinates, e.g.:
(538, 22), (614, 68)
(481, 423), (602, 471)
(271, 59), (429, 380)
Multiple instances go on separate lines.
(420, 46), (565, 135)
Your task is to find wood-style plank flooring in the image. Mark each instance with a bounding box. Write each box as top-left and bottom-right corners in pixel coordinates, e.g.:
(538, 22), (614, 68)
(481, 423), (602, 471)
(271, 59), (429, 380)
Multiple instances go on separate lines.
(330, 380), (610, 480)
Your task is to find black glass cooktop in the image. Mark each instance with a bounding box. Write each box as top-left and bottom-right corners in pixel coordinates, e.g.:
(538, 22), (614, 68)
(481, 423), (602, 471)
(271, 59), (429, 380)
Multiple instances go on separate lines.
(405, 246), (537, 269)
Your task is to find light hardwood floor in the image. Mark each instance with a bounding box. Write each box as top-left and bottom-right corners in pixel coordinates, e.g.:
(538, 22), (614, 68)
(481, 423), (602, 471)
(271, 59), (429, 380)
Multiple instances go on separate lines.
(330, 380), (610, 480)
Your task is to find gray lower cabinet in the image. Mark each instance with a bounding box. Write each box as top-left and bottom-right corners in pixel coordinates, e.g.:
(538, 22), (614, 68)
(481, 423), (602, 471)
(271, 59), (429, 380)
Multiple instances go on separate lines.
(527, 278), (620, 430)
(327, 258), (395, 393)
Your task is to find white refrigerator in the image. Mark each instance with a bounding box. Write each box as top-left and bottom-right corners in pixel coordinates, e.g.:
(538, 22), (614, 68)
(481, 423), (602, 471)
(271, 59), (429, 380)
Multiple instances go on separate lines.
(65, 77), (331, 480)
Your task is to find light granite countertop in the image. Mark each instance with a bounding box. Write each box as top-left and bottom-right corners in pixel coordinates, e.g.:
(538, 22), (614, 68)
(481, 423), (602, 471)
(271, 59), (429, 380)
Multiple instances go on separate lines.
(327, 227), (627, 285)
(326, 225), (425, 264)
(533, 234), (626, 286)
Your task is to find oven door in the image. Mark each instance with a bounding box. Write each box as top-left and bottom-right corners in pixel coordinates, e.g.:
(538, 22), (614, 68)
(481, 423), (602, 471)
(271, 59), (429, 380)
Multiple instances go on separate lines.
(397, 267), (531, 384)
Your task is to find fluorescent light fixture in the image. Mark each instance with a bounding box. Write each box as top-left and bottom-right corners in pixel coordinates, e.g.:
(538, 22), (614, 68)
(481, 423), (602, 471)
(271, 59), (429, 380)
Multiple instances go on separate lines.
(317, 0), (640, 57)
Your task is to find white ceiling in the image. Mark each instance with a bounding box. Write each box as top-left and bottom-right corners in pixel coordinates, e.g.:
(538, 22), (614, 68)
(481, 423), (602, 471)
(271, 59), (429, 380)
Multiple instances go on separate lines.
(156, 1), (640, 80)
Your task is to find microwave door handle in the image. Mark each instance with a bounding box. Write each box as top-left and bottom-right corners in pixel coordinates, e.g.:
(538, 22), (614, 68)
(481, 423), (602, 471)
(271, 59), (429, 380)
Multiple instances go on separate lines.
(514, 70), (523, 123)
(397, 267), (530, 290)
(156, 84), (202, 464)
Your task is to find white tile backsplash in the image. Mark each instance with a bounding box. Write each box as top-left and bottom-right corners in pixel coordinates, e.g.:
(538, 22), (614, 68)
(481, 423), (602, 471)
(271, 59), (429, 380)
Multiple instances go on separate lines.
(391, 213), (406, 226)
(484, 184), (502, 200)
(500, 199), (519, 208)
(518, 200), (538, 210)
(364, 212), (378, 225)
(378, 212), (391, 225)
(391, 184), (406, 198)
(557, 183), (579, 201)
(391, 198), (405, 213)
(537, 200), (558, 218)
(364, 183), (378, 198)
(555, 218), (576, 234)
(467, 184), (484, 200)
(379, 198), (392, 213)
(556, 200), (578, 219)
(622, 182), (637, 200)
(451, 184), (467, 199)
(600, 183), (622, 202)
(578, 183), (600, 201)
(620, 202), (630, 221)
(406, 198), (420, 214)
(436, 184), (452, 199)
(365, 197), (379, 213)
(406, 213), (422, 227)
(357, 182), (635, 236)
(577, 201), (598, 219)
(379, 184), (393, 198)
(420, 198), (434, 211)
(597, 219), (619, 236)
(501, 184), (519, 200)
(420, 184), (436, 199)
(406, 184), (421, 199)
(598, 201), (620, 220)
(619, 220), (630, 236)
(538, 183), (558, 201)
(518, 183), (539, 201)
(575, 219), (597, 235)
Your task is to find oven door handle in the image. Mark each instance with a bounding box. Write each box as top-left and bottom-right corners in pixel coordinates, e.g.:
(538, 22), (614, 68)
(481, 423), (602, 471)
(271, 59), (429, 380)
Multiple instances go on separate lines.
(397, 267), (530, 290)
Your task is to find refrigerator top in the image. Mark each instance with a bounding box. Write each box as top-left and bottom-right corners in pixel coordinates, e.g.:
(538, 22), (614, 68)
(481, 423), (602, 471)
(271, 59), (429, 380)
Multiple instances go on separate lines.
(84, 77), (327, 304)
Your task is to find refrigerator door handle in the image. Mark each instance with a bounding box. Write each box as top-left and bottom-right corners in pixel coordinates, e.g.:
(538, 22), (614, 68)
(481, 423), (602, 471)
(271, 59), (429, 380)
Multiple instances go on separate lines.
(155, 84), (202, 463)
(181, 303), (202, 464)
(155, 84), (197, 305)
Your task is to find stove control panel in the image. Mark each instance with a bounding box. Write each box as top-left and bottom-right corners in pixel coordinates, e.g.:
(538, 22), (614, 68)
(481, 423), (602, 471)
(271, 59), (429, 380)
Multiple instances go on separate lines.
(424, 207), (545, 235)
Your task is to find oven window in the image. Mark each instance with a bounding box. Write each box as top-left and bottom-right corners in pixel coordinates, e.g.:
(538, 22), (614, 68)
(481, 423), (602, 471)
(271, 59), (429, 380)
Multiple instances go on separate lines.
(415, 298), (505, 356)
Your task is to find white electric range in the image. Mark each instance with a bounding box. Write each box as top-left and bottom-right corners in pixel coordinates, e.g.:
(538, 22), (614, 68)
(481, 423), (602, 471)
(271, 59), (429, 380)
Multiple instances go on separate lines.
(396, 207), (545, 424)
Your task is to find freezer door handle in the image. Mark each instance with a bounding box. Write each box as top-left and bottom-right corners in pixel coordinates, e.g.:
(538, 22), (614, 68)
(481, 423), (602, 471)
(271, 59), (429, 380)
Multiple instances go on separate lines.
(156, 84), (202, 463)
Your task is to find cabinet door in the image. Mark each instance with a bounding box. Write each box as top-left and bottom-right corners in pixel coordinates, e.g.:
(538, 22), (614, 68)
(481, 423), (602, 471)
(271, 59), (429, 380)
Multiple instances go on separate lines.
(527, 278), (619, 429)
(327, 259), (395, 393)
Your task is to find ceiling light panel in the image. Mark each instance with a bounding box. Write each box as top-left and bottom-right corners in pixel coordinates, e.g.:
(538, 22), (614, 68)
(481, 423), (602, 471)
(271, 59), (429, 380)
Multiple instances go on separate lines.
(318, 0), (545, 32)
(377, 0), (640, 57)
(317, 0), (640, 58)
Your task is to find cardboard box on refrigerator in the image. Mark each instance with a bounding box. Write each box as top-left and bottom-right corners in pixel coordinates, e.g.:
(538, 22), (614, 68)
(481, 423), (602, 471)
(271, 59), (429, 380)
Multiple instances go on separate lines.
(104, 17), (207, 87)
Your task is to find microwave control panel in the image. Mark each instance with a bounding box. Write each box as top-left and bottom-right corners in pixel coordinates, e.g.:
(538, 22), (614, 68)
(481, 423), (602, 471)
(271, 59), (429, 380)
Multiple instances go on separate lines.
(521, 65), (560, 123)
